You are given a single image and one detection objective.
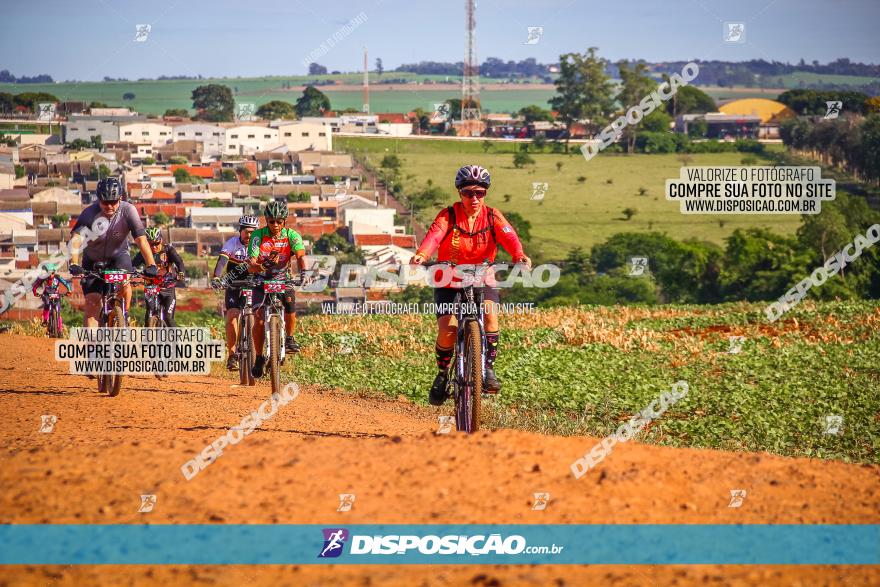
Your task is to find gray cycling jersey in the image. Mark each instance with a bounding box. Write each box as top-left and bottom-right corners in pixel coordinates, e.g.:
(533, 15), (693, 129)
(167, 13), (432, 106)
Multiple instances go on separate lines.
(72, 201), (146, 262)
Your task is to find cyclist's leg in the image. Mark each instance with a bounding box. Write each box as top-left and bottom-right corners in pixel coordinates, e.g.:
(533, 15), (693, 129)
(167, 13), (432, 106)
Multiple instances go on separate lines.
(283, 291), (296, 337)
(41, 293), (50, 323)
(434, 287), (457, 368)
(143, 297), (153, 327)
(223, 287), (242, 355)
(110, 251), (135, 311)
(162, 291), (177, 327)
(80, 257), (105, 328)
(481, 288), (501, 392)
(251, 289), (266, 356)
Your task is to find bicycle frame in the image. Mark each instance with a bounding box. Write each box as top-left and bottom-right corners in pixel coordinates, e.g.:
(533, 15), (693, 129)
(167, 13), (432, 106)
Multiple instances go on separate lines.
(260, 280), (289, 365)
(452, 270), (487, 394)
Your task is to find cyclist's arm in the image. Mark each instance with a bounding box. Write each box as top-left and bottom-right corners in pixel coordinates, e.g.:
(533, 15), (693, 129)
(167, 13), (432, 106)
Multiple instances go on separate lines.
(288, 230), (307, 272)
(492, 209), (527, 262)
(413, 208), (450, 262)
(213, 255), (229, 279)
(168, 246), (185, 275)
(32, 276), (45, 296)
(68, 233), (84, 266)
(133, 236), (157, 267)
(58, 276), (73, 293)
(246, 230), (265, 273)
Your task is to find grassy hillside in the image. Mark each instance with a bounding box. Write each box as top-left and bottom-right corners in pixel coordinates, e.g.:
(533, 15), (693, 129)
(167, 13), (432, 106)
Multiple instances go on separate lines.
(338, 137), (796, 259)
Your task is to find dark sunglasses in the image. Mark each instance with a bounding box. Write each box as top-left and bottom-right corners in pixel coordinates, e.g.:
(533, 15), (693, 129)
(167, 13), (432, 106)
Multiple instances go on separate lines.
(460, 189), (487, 199)
(266, 218), (285, 224)
(99, 199), (119, 205)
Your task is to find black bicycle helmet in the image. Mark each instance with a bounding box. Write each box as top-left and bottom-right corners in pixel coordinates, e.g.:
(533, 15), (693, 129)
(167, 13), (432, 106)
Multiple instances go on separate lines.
(454, 164), (491, 190)
(96, 177), (124, 201)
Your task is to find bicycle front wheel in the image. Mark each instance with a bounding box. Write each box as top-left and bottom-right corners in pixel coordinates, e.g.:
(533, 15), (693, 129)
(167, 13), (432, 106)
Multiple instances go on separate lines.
(107, 301), (125, 397)
(268, 314), (282, 394)
(463, 320), (483, 433)
(48, 305), (59, 338)
(239, 312), (256, 386)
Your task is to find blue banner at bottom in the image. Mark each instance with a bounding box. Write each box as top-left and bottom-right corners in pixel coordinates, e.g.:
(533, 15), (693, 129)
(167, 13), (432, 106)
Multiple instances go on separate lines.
(0, 525), (877, 565)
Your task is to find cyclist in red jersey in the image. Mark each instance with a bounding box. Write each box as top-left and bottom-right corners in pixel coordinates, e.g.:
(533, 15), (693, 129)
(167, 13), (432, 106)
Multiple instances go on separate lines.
(410, 164), (531, 405)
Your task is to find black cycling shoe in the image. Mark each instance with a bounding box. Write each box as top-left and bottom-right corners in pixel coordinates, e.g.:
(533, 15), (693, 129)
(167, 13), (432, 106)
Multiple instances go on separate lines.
(429, 370), (450, 406)
(285, 336), (301, 353)
(484, 366), (501, 393)
(251, 355), (266, 378)
(226, 354), (239, 371)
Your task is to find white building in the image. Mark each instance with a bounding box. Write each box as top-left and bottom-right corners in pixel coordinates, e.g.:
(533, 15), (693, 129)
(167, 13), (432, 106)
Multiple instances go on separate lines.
(343, 207), (396, 235)
(188, 206), (244, 231)
(377, 123), (413, 137)
(171, 124), (225, 156)
(224, 126), (279, 155)
(273, 121), (332, 151)
(118, 123), (173, 147)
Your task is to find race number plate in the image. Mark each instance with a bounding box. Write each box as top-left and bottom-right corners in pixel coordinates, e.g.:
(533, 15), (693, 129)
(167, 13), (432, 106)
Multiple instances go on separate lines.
(144, 286), (160, 295)
(103, 270), (128, 283)
(48, 293), (60, 299)
(263, 280), (285, 293)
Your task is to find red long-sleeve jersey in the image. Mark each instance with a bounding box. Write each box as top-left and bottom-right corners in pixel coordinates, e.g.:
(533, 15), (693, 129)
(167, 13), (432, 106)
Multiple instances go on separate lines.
(416, 202), (525, 271)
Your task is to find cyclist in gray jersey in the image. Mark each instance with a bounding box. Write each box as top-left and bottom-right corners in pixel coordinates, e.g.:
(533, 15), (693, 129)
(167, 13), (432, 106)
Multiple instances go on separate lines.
(68, 178), (157, 328)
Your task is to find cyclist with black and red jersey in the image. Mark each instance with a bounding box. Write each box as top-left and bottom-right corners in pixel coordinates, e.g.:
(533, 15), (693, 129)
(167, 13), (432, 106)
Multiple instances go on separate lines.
(246, 200), (308, 378)
(133, 227), (185, 327)
(211, 215), (260, 371)
(32, 263), (72, 326)
(410, 164), (531, 405)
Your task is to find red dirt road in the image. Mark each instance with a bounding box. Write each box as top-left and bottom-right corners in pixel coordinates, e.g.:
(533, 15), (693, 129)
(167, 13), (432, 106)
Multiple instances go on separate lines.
(0, 333), (877, 586)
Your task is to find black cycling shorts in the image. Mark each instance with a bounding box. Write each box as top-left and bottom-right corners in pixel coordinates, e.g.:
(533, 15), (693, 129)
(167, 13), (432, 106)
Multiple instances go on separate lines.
(433, 286), (499, 317)
(252, 288), (296, 314)
(81, 251), (134, 296)
(224, 287), (247, 312)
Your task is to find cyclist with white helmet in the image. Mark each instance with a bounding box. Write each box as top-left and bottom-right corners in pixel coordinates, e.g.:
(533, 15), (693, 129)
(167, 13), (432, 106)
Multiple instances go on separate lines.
(68, 177), (158, 328)
(212, 215), (260, 371)
(411, 164), (531, 405)
(133, 227), (185, 327)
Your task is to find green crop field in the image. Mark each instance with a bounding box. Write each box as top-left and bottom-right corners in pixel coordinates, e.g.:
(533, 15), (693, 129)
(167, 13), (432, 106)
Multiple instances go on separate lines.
(337, 136), (796, 259)
(775, 72), (880, 88)
(1, 74), (790, 116)
(226, 301), (880, 464)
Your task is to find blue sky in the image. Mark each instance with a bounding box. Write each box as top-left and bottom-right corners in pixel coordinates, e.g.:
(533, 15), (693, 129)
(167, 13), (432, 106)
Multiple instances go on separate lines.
(2, 0), (878, 80)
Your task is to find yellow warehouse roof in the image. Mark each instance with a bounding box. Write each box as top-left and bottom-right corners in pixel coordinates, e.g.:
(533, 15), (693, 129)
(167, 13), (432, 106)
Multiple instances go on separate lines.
(718, 98), (796, 124)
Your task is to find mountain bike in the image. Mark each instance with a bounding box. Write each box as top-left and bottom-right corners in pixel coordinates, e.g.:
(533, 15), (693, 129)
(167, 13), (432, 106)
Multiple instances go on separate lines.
(257, 275), (303, 395)
(223, 276), (259, 386)
(142, 272), (178, 328)
(437, 262), (492, 434)
(77, 263), (139, 397)
(45, 290), (69, 338)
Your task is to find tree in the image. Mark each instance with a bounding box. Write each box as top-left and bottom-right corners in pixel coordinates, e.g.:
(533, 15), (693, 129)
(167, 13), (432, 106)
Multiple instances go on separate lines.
(235, 165), (252, 181)
(294, 86), (331, 117)
(90, 135), (103, 150)
(220, 169), (237, 182)
(13, 92), (58, 111)
(380, 154), (402, 170)
(67, 139), (90, 150)
(50, 213), (70, 228)
(375, 58), (384, 77)
(287, 191), (311, 203)
(617, 60), (656, 152)
(621, 207), (637, 220)
(556, 161), (563, 172)
(191, 84), (234, 122)
(169, 156), (188, 165)
(164, 108), (189, 117)
(203, 198), (225, 208)
(666, 85), (717, 116)
(142, 157), (155, 165)
(482, 140), (494, 153)
(89, 101), (109, 109)
(0, 92), (14, 113)
(256, 100), (296, 120)
(549, 48), (616, 147)
(308, 63), (328, 75)
(173, 168), (192, 183)
(151, 212), (172, 227)
(122, 92), (136, 101)
(97, 164), (112, 179)
(512, 151), (535, 168)
(517, 104), (554, 123)
(641, 110), (672, 133)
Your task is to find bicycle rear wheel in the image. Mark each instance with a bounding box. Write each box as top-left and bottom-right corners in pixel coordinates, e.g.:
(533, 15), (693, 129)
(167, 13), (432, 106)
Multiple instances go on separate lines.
(107, 301), (125, 397)
(268, 314), (282, 394)
(239, 313), (256, 386)
(457, 320), (482, 433)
